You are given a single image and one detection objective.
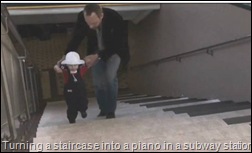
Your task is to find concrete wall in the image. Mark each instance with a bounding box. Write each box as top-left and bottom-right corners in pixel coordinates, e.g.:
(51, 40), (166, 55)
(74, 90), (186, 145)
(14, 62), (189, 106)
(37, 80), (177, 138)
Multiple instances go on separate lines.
(128, 4), (251, 102)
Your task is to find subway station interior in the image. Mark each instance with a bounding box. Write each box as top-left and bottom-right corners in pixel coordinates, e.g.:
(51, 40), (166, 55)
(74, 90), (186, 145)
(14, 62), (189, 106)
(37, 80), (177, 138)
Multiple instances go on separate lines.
(1, 3), (251, 152)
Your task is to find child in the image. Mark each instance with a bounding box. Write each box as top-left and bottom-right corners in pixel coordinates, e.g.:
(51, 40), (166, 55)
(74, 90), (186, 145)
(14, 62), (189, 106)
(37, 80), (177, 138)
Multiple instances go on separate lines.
(54, 51), (89, 124)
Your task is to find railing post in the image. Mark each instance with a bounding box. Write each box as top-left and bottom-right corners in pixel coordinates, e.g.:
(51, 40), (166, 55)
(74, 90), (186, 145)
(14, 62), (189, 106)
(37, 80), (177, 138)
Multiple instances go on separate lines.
(206, 49), (214, 56)
(33, 68), (40, 110)
(18, 57), (31, 120)
(28, 66), (37, 112)
(1, 52), (17, 140)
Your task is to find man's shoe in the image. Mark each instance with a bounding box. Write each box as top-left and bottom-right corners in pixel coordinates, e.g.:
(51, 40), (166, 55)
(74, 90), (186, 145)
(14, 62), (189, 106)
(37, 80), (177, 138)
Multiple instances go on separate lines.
(81, 111), (87, 118)
(97, 111), (106, 117)
(106, 112), (115, 119)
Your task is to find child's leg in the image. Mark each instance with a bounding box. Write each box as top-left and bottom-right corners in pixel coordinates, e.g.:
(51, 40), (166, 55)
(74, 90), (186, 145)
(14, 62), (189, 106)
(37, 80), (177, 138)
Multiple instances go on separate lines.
(67, 107), (78, 123)
(75, 82), (89, 116)
(79, 94), (88, 118)
(64, 89), (78, 123)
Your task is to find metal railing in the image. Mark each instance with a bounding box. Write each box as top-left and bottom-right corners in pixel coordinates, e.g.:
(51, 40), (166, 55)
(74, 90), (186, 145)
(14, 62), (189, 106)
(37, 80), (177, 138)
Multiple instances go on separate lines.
(131, 35), (251, 71)
(1, 4), (42, 142)
(1, 4), (28, 58)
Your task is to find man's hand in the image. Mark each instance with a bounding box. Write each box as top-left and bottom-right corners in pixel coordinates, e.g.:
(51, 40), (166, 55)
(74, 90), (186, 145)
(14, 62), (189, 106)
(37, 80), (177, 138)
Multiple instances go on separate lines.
(84, 54), (99, 68)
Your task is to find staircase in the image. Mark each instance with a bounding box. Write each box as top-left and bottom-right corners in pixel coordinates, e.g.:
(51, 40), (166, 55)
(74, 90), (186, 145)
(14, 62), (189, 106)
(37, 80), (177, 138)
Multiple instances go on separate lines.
(30, 92), (251, 152)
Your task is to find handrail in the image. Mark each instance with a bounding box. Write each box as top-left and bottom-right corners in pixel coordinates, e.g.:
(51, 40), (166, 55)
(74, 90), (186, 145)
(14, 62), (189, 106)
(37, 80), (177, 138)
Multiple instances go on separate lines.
(1, 4), (29, 59)
(1, 13), (9, 35)
(1, 41), (19, 58)
(131, 35), (251, 71)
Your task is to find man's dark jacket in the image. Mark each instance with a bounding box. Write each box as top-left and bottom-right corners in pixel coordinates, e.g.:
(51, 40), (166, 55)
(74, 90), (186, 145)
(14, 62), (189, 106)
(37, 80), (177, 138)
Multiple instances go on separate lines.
(65, 8), (130, 67)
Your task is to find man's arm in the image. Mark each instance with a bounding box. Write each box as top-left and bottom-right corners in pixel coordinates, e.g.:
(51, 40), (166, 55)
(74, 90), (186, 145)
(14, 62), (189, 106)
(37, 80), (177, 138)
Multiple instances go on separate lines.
(65, 11), (88, 55)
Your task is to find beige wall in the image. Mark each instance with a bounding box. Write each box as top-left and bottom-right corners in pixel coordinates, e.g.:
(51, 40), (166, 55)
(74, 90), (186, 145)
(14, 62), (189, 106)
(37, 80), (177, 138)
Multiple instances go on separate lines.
(128, 4), (251, 102)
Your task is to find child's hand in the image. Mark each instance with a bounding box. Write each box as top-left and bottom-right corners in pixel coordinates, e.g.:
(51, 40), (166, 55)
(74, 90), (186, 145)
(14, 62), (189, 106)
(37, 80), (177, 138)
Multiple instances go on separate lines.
(54, 55), (65, 73)
(54, 65), (63, 73)
(57, 55), (65, 65)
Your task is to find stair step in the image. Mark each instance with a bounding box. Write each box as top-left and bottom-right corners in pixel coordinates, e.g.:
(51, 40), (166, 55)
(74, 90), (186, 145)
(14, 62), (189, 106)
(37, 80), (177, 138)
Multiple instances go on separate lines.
(157, 99), (220, 110)
(223, 115), (251, 125)
(190, 109), (251, 120)
(142, 98), (208, 108)
(32, 93), (251, 152)
(131, 97), (188, 105)
(117, 93), (135, 97)
(32, 117), (242, 152)
(36, 109), (174, 137)
(188, 101), (251, 117)
(38, 102), (149, 128)
(117, 94), (148, 100)
(125, 96), (176, 104)
(119, 95), (163, 103)
(36, 116), (226, 136)
(32, 128), (251, 152)
(163, 101), (233, 113)
(36, 113), (225, 138)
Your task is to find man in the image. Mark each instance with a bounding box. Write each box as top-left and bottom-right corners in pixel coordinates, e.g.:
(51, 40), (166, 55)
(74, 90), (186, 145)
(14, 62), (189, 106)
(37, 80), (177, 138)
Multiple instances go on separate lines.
(65, 4), (130, 119)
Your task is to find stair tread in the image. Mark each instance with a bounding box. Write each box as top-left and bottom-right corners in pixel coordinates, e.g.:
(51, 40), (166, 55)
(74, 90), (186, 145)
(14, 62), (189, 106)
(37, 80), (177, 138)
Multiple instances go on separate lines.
(32, 94), (251, 152)
(125, 96), (175, 104)
(163, 101), (234, 113)
(142, 98), (208, 108)
(32, 117), (250, 152)
(188, 101), (251, 116)
(223, 115), (251, 125)
(36, 113), (227, 138)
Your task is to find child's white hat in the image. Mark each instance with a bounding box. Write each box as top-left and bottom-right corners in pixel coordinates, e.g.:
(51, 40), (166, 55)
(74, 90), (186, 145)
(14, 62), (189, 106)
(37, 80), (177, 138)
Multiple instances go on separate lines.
(61, 51), (84, 65)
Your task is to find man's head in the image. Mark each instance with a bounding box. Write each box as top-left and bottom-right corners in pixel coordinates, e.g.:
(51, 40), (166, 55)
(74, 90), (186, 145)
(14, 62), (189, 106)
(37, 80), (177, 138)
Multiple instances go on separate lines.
(84, 4), (104, 29)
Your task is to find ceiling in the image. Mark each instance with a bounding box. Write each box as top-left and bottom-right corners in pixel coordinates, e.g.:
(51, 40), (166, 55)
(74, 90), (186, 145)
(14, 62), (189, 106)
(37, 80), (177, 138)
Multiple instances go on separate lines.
(5, 4), (161, 25)
(2, 4), (160, 40)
